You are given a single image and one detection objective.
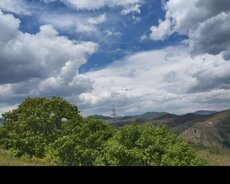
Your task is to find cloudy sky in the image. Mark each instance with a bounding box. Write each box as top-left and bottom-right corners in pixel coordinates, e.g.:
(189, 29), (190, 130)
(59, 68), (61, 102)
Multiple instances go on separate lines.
(0, 0), (230, 117)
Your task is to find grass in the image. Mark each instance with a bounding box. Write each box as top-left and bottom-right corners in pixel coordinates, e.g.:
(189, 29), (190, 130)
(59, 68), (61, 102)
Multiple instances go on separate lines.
(195, 146), (230, 166)
(0, 149), (50, 166)
(1, 146), (230, 166)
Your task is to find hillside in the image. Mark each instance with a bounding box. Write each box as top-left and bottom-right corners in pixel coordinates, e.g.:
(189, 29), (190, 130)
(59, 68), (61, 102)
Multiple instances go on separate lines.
(0, 118), (3, 124)
(195, 146), (230, 166)
(94, 109), (230, 149)
(181, 109), (230, 148)
(93, 112), (211, 129)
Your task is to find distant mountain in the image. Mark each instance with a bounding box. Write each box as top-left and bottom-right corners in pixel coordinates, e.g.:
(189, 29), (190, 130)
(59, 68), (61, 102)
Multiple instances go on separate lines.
(192, 110), (218, 116)
(90, 115), (112, 121)
(93, 109), (230, 149)
(137, 112), (167, 119)
(92, 112), (168, 126)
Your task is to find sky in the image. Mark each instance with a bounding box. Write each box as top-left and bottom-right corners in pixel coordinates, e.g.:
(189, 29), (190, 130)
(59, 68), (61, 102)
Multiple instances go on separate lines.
(0, 0), (230, 117)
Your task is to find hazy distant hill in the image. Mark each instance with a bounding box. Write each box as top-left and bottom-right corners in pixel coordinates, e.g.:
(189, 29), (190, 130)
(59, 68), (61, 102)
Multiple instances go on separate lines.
(192, 110), (218, 116)
(91, 112), (167, 126)
(0, 118), (4, 124)
(93, 109), (230, 149)
(91, 115), (112, 121)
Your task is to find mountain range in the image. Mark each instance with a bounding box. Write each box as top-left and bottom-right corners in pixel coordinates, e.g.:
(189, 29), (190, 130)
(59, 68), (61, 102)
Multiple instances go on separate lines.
(92, 109), (230, 149)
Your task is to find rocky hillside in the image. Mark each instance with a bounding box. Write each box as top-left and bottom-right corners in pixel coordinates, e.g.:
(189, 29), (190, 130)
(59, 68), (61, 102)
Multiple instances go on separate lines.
(181, 110), (230, 148)
(93, 109), (230, 149)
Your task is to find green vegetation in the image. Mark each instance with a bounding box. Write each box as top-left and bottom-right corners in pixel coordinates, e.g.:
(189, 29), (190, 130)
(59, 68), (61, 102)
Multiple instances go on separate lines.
(195, 146), (230, 166)
(46, 117), (115, 166)
(96, 124), (205, 166)
(0, 149), (49, 166)
(0, 97), (83, 158)
(0, 97), (205, 166)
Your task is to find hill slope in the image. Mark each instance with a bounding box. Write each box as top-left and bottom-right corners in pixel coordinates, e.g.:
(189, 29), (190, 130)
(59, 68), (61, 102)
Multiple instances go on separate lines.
(181, 109), (230, 148)
(94, 109), (230, 149)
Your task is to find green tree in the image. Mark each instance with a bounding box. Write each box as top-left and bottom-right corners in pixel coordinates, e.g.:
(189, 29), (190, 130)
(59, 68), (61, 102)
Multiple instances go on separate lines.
(45, 117), (115, 166)
(97, 124), (205, 166)
(0, 97), (82, 157)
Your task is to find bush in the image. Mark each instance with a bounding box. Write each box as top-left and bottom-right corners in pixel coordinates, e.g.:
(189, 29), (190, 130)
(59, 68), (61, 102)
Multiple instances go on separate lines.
(45, 117), (115, 166)
(96, 124), (205, 166)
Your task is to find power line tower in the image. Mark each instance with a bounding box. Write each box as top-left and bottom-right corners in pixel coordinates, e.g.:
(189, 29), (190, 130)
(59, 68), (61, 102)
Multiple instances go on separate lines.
(111, 90), (119, 123)
(112, 103), (117, 120)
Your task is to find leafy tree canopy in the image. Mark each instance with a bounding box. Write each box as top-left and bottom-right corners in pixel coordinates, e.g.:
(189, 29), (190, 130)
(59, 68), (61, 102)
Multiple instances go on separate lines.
(96, 124), (205, 166)
(0, 97), (82, 157)
(0, 97), (205, 166)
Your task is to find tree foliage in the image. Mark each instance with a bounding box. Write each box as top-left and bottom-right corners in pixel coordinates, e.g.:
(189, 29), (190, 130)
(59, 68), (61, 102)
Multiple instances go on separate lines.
(96, 124), (205, 166)
(46, 117), (115, 166)
(0, 97), (82, 157)
(0, 97), (205, 166)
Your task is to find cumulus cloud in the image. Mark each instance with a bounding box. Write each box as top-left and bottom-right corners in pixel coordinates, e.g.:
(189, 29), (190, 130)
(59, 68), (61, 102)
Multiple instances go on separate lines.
(41, 0), (143, 15)
(76, 13), (107, 35)
(150, 0), (230, 60)
(78, 47), (230, 116)
(39, 12), (108, 37)
(0, 0), (30, 15)
(1, 0), (229, 118)
(0, 20), (97, 83)
(150, 19), (171, 41)
(0, 10), (20, 43)
(0, 10), (98, 109)
(121, 4), (141, 15)
(61, 0), (106, 10)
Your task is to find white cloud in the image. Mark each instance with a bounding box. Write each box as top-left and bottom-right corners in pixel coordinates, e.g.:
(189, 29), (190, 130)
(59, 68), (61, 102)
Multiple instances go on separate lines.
(150, 0), (230, 60)
(0, 0), (30, 15)
(39, 13), (81, 31)
(150, 19), (171, 41)
(78, 47), (230, 116)
(40, 12), (107, 36)
(88, 13), (107, 25)
(76, 13), (107, 35)
(121, 4), (141, 15)
(105, 30), (121, 37)
(0, 21), (97, 83)
(41, 0), (144, 15)
(0, 10), (20, 43)
(0, 11), (98, 111)
(61, 0), (106, 10)
(140, 34), (148, 41)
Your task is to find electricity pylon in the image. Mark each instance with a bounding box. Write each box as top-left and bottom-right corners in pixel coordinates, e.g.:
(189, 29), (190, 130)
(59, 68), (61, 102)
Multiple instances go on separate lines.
(112, 103), (117, 121)
(111, 91), (119, 123)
